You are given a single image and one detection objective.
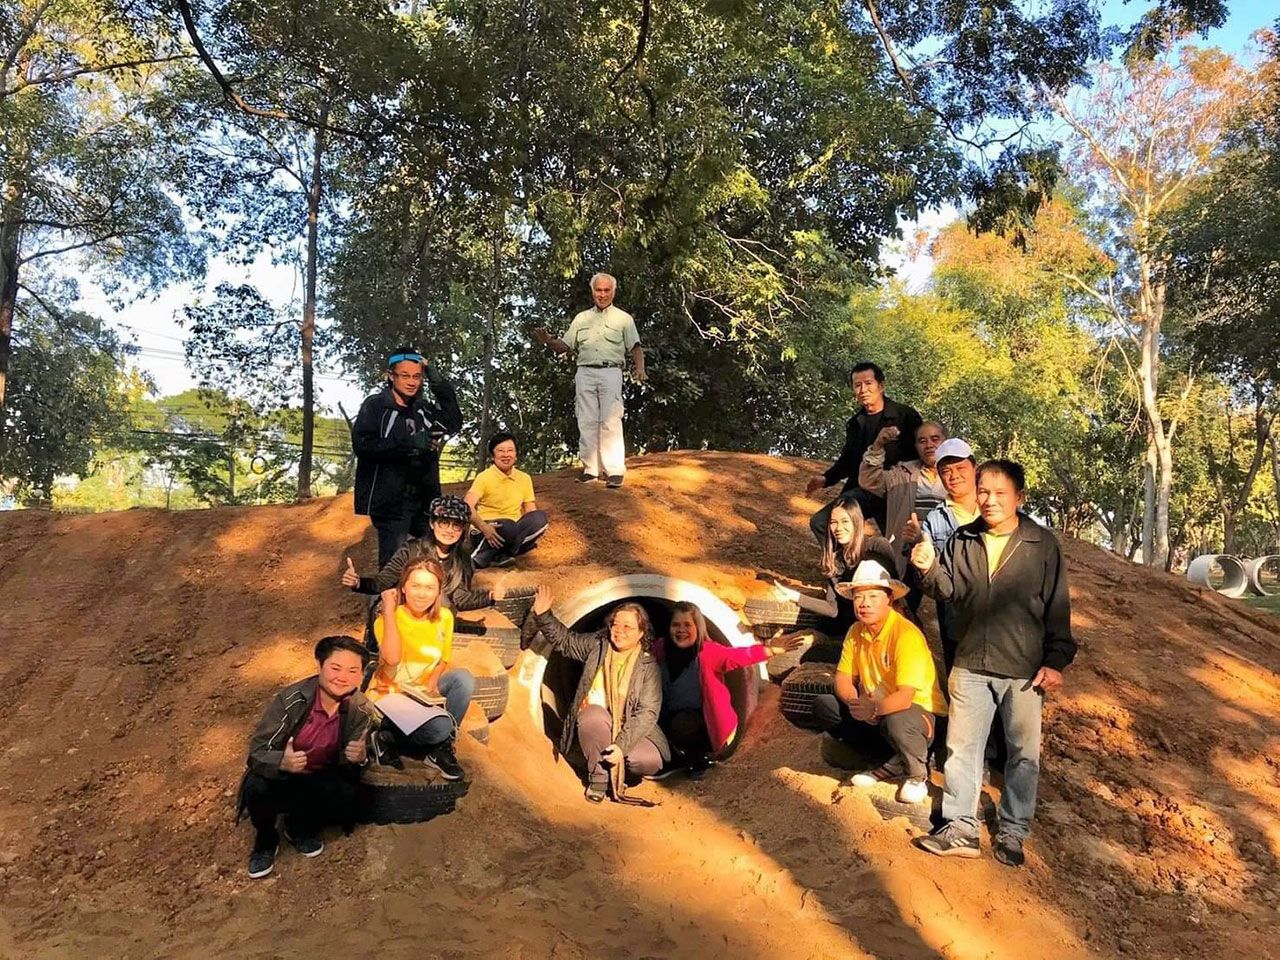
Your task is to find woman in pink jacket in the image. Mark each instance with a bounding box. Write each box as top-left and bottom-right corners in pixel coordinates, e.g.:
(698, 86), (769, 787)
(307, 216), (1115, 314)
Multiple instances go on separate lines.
(654, 602), (800, 779)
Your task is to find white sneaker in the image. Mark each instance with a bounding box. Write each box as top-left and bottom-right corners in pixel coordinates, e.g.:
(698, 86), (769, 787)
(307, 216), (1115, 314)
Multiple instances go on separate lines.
(897, 779), (928, 804)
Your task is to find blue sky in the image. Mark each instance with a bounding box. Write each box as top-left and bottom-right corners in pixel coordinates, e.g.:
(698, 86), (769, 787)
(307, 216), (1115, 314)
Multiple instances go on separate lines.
(79, 0), (1274, 416)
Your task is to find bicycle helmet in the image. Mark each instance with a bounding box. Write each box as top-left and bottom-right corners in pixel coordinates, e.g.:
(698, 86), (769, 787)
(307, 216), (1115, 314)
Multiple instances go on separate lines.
(428, 495), (470, 524)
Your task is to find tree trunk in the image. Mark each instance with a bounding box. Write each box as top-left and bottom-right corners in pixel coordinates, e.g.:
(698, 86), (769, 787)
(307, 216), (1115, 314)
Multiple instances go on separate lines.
(0, 179), (23, 441)
(1136, 267), (1172, 568)
(298, 102), (329, 501)
(1222, 396), (1274, 556)
(474, 212), (503, 469)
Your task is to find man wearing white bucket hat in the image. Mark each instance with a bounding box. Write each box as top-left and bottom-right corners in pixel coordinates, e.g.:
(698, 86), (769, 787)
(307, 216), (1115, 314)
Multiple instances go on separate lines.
(811, 559), (947, 805)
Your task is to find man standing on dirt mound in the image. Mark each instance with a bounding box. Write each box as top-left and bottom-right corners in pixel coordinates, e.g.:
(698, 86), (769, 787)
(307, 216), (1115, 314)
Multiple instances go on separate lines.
(352, 346), (463, 566)
(533, 272), (645, 489)
(909, 459), (1075, 868)
(805, 362), (923, 541)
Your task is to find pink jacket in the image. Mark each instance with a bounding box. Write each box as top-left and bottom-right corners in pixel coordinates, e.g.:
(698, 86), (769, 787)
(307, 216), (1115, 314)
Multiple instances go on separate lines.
(654, 638), (770, 753)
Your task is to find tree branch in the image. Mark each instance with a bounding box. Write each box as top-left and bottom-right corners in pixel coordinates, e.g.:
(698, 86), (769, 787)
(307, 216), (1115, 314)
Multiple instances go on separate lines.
(7, 54), (195, 97)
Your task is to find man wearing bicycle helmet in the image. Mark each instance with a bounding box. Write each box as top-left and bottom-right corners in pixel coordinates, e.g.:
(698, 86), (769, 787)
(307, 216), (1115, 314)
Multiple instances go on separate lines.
(352, 346), (462, 566)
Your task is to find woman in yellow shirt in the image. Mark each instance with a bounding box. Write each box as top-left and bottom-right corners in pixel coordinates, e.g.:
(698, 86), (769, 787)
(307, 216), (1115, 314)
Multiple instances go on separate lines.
(369, 557), (473, 781)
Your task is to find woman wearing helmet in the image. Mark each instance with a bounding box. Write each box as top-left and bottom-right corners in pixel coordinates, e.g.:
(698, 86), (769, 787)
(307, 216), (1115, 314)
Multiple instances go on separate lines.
(342, 494), (500, 612)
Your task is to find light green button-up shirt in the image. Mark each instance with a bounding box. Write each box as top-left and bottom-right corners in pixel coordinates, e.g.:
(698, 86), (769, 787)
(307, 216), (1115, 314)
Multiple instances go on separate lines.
(561, 305), (640, 367)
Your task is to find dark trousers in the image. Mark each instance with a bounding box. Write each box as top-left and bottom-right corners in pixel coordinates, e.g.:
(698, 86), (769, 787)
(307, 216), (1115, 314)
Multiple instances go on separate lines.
(470, 510), (550, 569)
(809, 489), (888, 543)
(663, 709), (713, 760)
(372, 505), (430, 567)
(812, 695), (935, 780)
(576, 704), (662, 786)
(242, 768), (360, 848)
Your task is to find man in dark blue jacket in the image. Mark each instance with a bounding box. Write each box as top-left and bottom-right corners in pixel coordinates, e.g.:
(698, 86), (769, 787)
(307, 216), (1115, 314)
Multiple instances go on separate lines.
(352, 347), (462, 566)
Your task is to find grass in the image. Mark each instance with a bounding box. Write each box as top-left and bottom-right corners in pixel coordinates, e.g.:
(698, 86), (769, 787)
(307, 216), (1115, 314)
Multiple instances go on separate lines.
(1242, 595), (1280, 616)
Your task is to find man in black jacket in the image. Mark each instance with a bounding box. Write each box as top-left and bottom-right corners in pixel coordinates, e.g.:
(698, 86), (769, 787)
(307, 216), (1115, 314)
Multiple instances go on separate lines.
(352, 347), (463, 566)
(237, 636), (374, 879)
(806, 361), (923, 540)
(908, 460), (1075, 868)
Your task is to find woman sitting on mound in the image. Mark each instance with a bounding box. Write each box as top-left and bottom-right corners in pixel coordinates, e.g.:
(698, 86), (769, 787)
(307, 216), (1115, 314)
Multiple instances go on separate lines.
(774, 494), (896, 638)
(343, 495), (506, 613)
(529, 585), (669, 803)
(367, 557), (474, 782)
(654, 602), (803, 780)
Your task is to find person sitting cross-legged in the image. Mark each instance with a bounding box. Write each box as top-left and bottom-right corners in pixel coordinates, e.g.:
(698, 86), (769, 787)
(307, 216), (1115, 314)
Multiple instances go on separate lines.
(465, 431), (550, 569)
(528, 585), (669, 803)
(811, 560), (947, 805)
(237, 635), (375, 880)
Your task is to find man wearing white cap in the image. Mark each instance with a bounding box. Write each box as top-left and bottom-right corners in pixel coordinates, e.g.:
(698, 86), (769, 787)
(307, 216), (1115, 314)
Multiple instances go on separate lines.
(811, 559), (948, 805)
(905, 437), (980, 671)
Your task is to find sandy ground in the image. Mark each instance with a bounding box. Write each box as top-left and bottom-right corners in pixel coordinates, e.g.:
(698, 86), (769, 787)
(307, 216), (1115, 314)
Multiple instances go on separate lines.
(0, 450), (1277, 959)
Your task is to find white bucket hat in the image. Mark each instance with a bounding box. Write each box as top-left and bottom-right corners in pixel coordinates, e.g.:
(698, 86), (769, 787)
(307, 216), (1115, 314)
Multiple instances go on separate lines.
(834, 559), (909, 601)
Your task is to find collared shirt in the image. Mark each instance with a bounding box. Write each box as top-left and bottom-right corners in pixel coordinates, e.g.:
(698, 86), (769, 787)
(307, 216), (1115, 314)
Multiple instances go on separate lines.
(468, 464), (536, 522)
(984, 529), (1015, 579)
(561, 305), (640, 367)
(947, 499), (981, 526)
(837, 608), (948, 715)
(292, 692), (342, 771)
(370, 606), (455, 701)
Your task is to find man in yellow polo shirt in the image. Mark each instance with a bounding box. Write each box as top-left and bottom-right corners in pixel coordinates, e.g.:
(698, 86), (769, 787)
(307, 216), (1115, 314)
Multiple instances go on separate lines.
(533, 272), (645, 488)
(811, 559), (947, 805)
(464, 432), (550, 569)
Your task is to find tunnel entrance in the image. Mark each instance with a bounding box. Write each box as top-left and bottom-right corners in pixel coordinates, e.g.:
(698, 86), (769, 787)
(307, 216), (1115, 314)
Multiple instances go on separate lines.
(523, 575), (758, 765)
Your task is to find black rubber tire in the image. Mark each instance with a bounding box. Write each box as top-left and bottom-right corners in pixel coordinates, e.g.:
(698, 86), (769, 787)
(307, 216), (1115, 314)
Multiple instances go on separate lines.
(743, 597), (801, 626)
(357, 771), (469, 825)
(493, 588), (537, 626)
(472, 672), (510, 721)
(801, 636), (844, 665)
(453, 622), (523, 669)
(779, 662), (837, 729)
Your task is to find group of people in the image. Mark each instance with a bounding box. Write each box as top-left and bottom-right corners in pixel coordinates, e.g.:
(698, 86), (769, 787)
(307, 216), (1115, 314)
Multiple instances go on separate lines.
(239, 278), (1075, 883)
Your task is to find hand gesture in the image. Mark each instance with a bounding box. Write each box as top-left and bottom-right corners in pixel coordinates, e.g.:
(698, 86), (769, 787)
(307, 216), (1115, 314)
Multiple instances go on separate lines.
(872, 426), (900, 451)
(766, 632), (809, 657)
(805, 475), (827, 496)
(849, 698), (878, 723)
(533, 326), (553, 345)
(633, 367), (648, 385)
(1032, 667), (1064, 694)
(910, 537), (936, 573)
(483, 523), (506, 549)
(903, 512), (922, 544)
(600, 743), (624, 767)
(532, 584), (553, 615)
(344, 736), (368, 765)
(280, 737), (308, 774)
(341, 557), (360, 588)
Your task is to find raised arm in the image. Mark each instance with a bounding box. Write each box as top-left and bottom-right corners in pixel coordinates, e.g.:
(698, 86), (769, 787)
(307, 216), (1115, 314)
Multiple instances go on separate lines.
(529, 585), (599, 661)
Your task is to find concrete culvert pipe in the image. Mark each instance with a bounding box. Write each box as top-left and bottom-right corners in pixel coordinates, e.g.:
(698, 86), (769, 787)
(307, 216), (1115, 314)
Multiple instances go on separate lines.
(515, 575), (759, 754)
(1186, 554), (1250, 599)
(1246, 555), (1280, 597)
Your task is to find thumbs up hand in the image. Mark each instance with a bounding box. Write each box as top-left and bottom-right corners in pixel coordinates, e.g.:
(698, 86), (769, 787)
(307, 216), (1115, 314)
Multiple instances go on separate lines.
(341, 557), (360, 588)
(910, 538), (936, 574)
(280, 737), (308, 774)
(904, 511), (922, 543)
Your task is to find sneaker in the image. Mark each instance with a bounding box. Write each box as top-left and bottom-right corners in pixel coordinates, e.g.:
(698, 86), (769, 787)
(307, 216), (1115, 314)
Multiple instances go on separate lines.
(578, 472), (598, 483)
(424, 740), (465, 781)
(993, 833), (1025, 867)
(371, 730), (403, 769)
(688, 756), (710, 781)
(915, 824), (981, 859)
(247, 844), (277, 879)
(585, 781), (607, 803)
(283, 829), (324, 858)
(606, 475), (624, 488)
(645, 764), (684, 782)
(897, 779), (929, 804)
(848, 765), (899, 788)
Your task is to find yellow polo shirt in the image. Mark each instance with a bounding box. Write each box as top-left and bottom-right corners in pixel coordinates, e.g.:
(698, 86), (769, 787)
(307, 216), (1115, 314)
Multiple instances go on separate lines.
(948, 500), (980, 526)
(984, 529), (1015, 578)
(837, 608), (947, 715)
(468, 464), (535, 522)
(562, 305), (640, 367)
(369, 605), (454, 701)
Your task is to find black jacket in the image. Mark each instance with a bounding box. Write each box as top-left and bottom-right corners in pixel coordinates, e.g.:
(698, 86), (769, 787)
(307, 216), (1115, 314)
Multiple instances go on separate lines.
(920, 515), (1076, 678)
(823, 396), (923, 491)
(352, 369), (462, 519)
(533, 611), (671, 763)
(354, 536), (491, 612)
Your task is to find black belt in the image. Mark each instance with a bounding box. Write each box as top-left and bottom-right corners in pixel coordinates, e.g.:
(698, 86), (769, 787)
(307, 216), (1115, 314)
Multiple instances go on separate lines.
(578, 362), (621, 369)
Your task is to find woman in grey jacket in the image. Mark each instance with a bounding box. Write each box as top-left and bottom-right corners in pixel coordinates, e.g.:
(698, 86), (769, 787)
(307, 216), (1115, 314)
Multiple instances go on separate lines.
(529, 585), (670, 803)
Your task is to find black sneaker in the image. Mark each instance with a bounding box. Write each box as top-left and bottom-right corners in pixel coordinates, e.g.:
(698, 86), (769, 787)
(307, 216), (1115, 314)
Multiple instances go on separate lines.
(425, 740), (465, 781)
(578, 472), (598, 483)
(283, 829), (324, 858)
(247, 844), (277, 879)
(585, 781), (607, 803)
(688, 756), (710, 781)
(645, 764), (684, 782)
(915, 824), (981, 859)
(606, 475), (624, 488)
(371, 729), (403, 769)
(993, 833), (1025, 867)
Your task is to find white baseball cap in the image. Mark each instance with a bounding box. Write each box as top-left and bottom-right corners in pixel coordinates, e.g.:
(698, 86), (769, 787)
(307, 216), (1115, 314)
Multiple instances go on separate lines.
(935, 438), (975, 464)
(834, 559), (909, 601)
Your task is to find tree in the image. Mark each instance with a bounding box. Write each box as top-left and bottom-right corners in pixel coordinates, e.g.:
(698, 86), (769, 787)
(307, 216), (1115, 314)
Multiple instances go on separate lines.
(1044, 42), (1253, 567)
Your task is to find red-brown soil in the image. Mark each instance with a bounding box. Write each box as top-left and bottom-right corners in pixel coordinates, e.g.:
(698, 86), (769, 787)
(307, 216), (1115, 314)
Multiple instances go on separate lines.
(0, 451), (1277, 959)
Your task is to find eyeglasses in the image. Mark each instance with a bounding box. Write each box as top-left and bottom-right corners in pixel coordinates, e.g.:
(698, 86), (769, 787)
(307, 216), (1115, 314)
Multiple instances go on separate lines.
(391, 372), (423, 381)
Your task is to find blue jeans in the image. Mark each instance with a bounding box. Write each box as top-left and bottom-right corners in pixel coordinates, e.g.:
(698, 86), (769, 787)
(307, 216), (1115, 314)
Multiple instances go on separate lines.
(396, 668), (475, 750)
(941, 668), (1043, 840)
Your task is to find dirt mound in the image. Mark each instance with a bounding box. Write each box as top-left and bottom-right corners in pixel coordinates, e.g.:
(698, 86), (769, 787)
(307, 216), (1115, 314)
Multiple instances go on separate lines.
(0, 451), (1277, 959)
